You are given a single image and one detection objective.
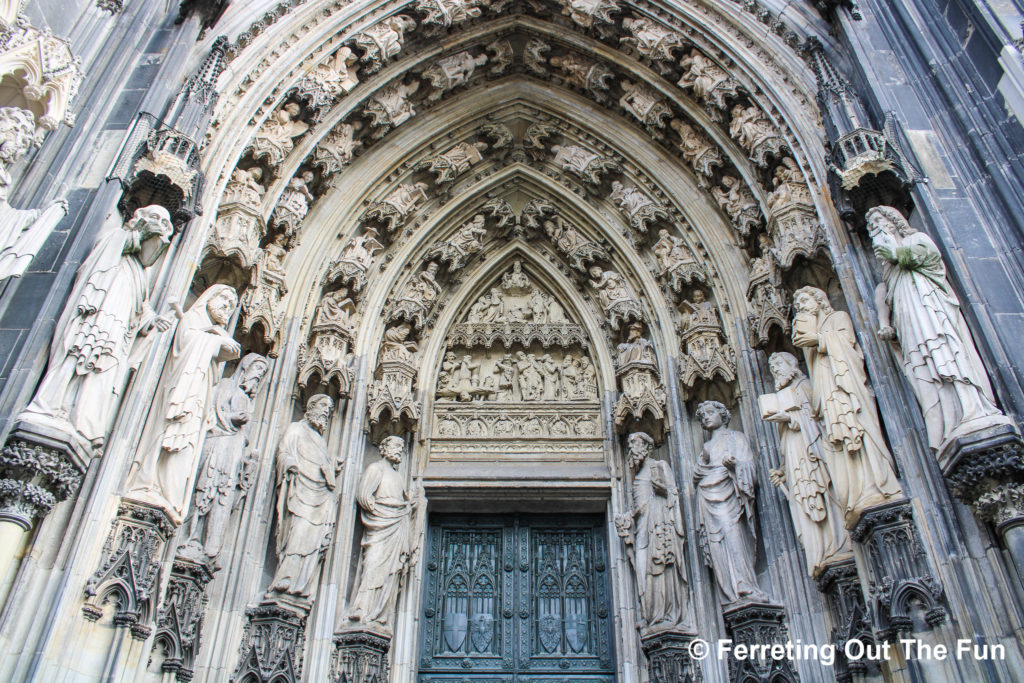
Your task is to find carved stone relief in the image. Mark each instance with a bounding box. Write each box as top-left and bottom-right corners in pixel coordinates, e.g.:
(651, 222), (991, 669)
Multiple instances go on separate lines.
(270, 170), (314, 245)
(678, 290), (736, 392)
(416, 0), (488, 26)
(311, 121), (363, 175)
(353, 15), (417, 73)
(543, 216), (609, 271)
(610, 180), (668, 233)
(294, 47), (358, 111)
(589, 265), (642, 330)
(556, 0), (621, 29)
(728, 104), (788, 168)
(712, 174), (761, 237)
(247, 103), (308, 167)
(677, 50), (742, 120)
(765, 157), (825, 268)
(425, 213), (488, 271)
(423, 50), (488, 102)
(613, 322), (666, 436)
(652, 229), (707, 294)
(297, 288), (356, 395)
(324, 229), (384, 294)
(241, 247), (288, 351)
(364, 80), (420, 138)
(620, 17), (685, 72)
(550, 143), (620, 187)
(386, 261), (442, 330)
(549, 52), (614, 103)
(746, 243), (790, 347)
(368, 323), (422, 429)
(417, 140), (489, 188)
(619, 80), (671, 131)
(206, 168), (266, 270)
(669, 118), (723, 187)
(362, 182), (428, 235)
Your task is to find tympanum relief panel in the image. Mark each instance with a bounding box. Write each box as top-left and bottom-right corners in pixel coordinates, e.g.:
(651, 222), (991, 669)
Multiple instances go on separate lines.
(429, 262), (603, 465)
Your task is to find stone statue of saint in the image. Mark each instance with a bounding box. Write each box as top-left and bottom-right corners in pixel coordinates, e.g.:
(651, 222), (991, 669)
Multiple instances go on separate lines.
(693, 401), (769, 606)
(867, 206), (1008, 450)
(182, 353), (270, 567)
(348, 435), (424, 634)
(620, 432), (689, 632)
(21, 205), (175, 451)
(792, 286), (903, 526)
(759, 352), (852, 578)
(127, 284), (242, 524)
(268, 394), (339, 598)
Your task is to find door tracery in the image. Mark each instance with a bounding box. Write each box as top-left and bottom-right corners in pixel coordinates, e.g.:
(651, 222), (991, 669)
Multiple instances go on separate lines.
(419, 515), (614, 682)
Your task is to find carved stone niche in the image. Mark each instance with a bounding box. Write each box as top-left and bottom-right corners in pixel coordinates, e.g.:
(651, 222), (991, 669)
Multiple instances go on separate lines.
(0, 19), (81, 133)
(722, 603), (798, 683)
(152, 558), (214, 683)
(678, 291), (736, 397)
(0, 420), (86, 532)
(240, 247), (288, 356)
(641, 631), (701, 683)
(367, 324), (421, 432)
(849, 501), (946, 641)
(614, 323), (667, 438)
(362, 183), (429, 237)
(765, 158), (826, 269)
(297, 289), (356, 397)
(816, 559), (878, 683)
(110, 114), (203, 224)
(232, 600), (307, 683)
(746, 249), (790, 348)
(330, 629), (391, 683)
(203, 167), (267, 273)
(82, 500), (176, 641)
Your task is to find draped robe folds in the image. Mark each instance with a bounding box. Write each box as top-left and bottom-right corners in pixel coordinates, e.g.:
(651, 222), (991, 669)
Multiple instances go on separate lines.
(798, 309), (902, 524)
(881, 232), (1003, 449)
(25, 227), (156, 445)
(188, 358), (260, 560)
(762, 378), (852, 577)
(0, 199), (67, 282)
(270, 419), (337, 597)
(349, 460), (415, 632)
(694, 429), (766, 605)
(632, 459), (688, 630)
(127, 287), (238, 524)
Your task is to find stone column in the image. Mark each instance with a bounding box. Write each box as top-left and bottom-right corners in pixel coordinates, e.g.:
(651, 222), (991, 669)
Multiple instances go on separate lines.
(0, 422), (87, 580)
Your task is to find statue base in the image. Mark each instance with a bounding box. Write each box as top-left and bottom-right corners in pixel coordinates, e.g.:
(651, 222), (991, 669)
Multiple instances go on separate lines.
(82, 499), (175, 640)
(153, 556), (215, 682)
(850, 500), (946, 640)
(331, 628), (392, 683)
(639, 628), (700, 683)
(816, 559), (877, 682)
(721, 602), (797, 683)
(232, 598), (308, 683)
(0, 416), (89, 528)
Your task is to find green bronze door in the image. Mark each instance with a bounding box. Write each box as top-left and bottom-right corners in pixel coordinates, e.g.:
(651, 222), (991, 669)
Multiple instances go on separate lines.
(418, 515), (615, 682)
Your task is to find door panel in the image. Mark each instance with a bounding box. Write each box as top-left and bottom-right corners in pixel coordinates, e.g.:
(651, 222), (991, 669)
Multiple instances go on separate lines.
(419, 516), (614, 682)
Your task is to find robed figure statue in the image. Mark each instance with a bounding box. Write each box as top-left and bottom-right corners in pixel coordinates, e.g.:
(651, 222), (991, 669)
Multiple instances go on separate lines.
(268, 394), (339, 598)
(21, 205), (175, 451)
(618, 432), (690, 632)
(182, 353), (270, 567)
(760, 352), (852, 578)
(126, 284), (241, 524)
(867, 205), (1009, 451)
(347, 435), (425, 635)
(693, 401), (769, 606)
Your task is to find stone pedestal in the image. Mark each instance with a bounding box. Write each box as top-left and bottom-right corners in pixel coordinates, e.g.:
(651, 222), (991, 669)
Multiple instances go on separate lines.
(81, 500), (175, 640)
(330, 629), (391, 683)
(850, 500), (946, 641)
(816, 559), (877, 683)
(0, 419), (89, 577)
(721, 602), (798, 683)
(940, 423), (1024, 577)
(640, 629), (701, 683)
(152, 556), (215, 682)
(232, 597), (308, 683)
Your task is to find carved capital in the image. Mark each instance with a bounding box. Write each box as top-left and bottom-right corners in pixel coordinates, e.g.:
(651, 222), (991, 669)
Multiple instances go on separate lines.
(233, 600), (308, 683)
(330, 629), (392, 683)
(0, 426), (87, 527)
(816, 559), (878, 682)
(941, 424), (1024, 528)
(721, 603), (797, 683)
(640, 629), (701, 683)
(153, 557), (215, 683)
(850, 501), (946, 641)
(83, 501), (176, 641)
